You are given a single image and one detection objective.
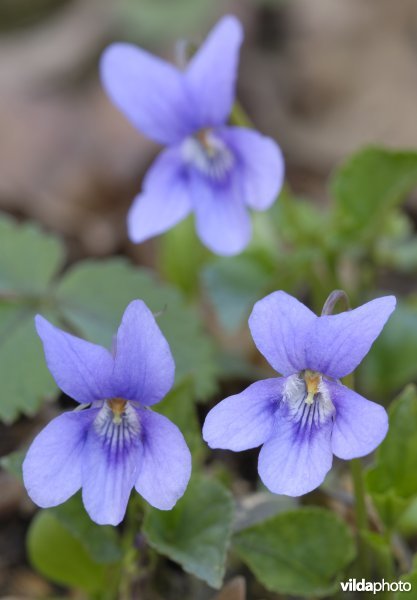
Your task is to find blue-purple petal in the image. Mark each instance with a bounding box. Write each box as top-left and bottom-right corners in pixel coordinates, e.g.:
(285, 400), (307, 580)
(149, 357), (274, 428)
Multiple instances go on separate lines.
(203, 378), (283, 451)
(135, 409), (191, 510)
(23, 409), (95, 507)
(35, 316), (114, 404)
(128, 147), (191, 244)
(100, 43), (194, 145)
(306, 296), (396, 378)
(328, 381), (388, 460)
(220, 127), (284, 210)
(258, 407), (333, 496)
(81, 407), (143, 526)
(185, 15), (243, 128)
(248, 291), (316, 376)
(190, 170), (252, 255)
(112, 300), (175, 405)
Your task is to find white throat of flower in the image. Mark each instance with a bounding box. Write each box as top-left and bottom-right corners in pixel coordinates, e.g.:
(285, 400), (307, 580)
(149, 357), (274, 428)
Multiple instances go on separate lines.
(283, 370), (335, 428)
(181, 128), (234, 181)
(94, 398), (140, 451)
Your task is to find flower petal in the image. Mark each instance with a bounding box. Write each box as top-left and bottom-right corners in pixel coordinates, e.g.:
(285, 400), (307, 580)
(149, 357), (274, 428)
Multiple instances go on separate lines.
(23, 409), (95, 507)
(112, 300), (175, 406)
(221, 127), (285, 211)
(128, 147), (191, 244)
(190, 170), (252, 255)
(328, 381), (388, 459)
(306, 296), (396, 378)
(258, 407), (333, 496)
(100, 43), (194, 145)
(185, 15), (243, 128)
(135, 410), (191, 510)
(81, 404), (142, 525)
(203, 378), (283, 451)
(248, 291), (317, 376)
(35, 315), (114, 403)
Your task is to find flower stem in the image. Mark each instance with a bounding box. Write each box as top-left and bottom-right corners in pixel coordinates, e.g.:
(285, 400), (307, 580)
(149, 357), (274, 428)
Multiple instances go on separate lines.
(230, 101), (254, 128)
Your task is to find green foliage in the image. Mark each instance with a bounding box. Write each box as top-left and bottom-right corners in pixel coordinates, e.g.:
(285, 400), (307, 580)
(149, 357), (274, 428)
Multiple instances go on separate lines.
(366, 385), (417, 527)
(158, 215), (209, 298)
(359, 301), (417, 398)
(50, 495), (122, 564)
(0, 215), (217, 423)
(143, 476), (234, 588)
(203, 255), (273, 332)
(0, 448), (25, 479)
(27, 508), (120, 595)
(396, 556), (417, 597)
(0, 215), (64, 294)
(117, 0), (215, 44)
(0, 216), (64, 422)
(233, 507), (355, 597)
(56, 259), (217, 400)
(331, 147), (417, 243)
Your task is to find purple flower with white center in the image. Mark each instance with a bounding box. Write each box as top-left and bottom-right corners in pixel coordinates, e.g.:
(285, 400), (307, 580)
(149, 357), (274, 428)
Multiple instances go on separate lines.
(203, 291), (396, 496)
(100, 15), (284, 256)
(23, 300), (191, 525)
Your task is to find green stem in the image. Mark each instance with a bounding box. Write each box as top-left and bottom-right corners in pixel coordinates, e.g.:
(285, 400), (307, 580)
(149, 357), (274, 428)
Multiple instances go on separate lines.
(119, 496), (144, 600)
(229, 101), (254, 128)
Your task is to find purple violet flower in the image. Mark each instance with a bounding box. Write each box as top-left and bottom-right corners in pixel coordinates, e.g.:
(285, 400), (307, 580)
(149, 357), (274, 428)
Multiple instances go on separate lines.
(100, 15), (284, 256)
(203, 291), (396, 496)
(23, 300), (191, 525)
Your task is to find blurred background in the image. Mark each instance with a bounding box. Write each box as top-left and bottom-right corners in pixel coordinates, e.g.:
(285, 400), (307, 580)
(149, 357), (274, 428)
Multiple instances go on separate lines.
(2, 0), (417, 597)
(2, 0), (417, 262)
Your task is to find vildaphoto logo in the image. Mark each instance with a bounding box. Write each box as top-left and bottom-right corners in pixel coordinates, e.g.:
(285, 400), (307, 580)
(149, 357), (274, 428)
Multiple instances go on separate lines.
(340, 579), (411, 594)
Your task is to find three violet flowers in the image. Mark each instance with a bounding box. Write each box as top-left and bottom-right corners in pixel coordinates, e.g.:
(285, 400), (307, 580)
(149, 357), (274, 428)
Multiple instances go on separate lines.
(22, 15), (397, 526)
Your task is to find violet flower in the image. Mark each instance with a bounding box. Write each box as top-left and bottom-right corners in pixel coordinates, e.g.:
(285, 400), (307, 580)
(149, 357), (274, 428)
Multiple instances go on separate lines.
(100, 16), (284, 256)
(203, 291), (396, 496)
(23, 300), (191, 525)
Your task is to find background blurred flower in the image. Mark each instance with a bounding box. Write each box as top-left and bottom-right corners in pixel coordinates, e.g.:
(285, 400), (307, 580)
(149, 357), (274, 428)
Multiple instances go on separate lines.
(23, 300), (191, 525)
(100, 15), (284, 255)
(203, 291), (396, 496)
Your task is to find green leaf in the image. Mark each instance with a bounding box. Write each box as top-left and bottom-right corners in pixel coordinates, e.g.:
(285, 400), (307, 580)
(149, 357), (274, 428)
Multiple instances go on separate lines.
(203, 256), (273, 332)
(360, 531), (394, 581)
(0, 303), (58, 423)
(158, 215), (209, 298)
(0, 448), (25, 479)
(50, 494), (122, 564)
(398, 497), (417, 537)
(0, 214), (64, 294)
(55, 258), (217, 400)
(233, 507), (355, 597)
(143, 476), (234, 589)
(368, 491), (410, 532)
(359, 301), (417, 399)
(0, 215), (64, 422)
(118, 0), (215, 44)
(27, 510), (117, 594)
(366, 385), (417, 526)
(233, 492), (297, 532)
(396, 556), (417, 597)
(331, 147), (417, 240)
(367, 385), (417, 498)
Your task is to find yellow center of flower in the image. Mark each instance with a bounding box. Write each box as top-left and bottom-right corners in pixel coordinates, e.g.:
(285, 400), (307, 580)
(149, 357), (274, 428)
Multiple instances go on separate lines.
(196, 128), (215, 156)
(108, 398), (127, 425)
(303, 370), (322, 405)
